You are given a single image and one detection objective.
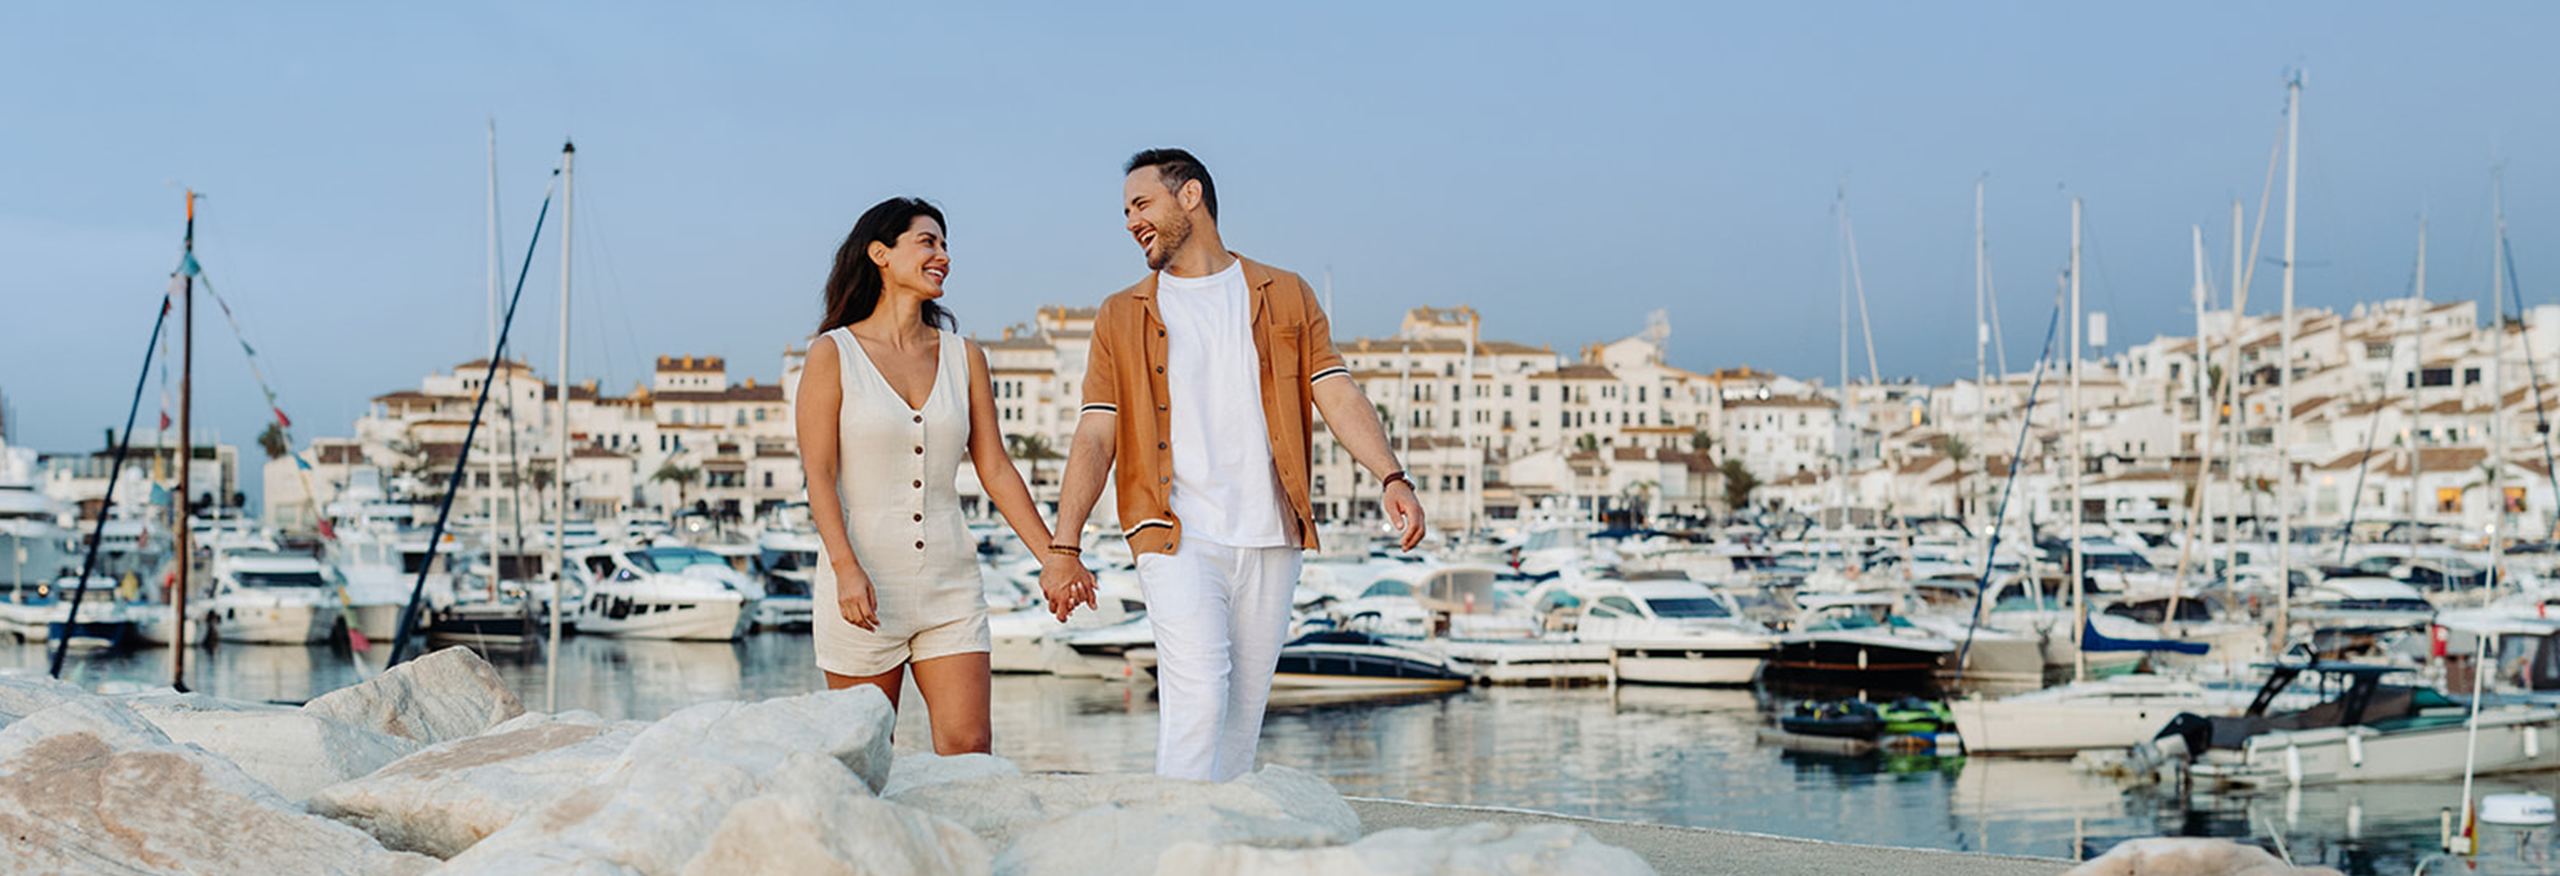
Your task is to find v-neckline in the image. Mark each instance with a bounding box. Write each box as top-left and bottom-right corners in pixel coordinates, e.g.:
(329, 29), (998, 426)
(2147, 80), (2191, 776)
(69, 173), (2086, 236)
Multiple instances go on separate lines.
(846, 329), (942, 413)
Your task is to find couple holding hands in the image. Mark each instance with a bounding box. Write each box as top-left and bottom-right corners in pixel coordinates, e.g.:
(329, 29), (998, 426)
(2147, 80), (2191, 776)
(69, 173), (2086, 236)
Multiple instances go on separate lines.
(793, 149), (1423, 781)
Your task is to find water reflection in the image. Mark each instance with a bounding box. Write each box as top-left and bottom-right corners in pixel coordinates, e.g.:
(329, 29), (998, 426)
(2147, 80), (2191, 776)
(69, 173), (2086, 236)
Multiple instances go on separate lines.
(9, 634), (2547, 875)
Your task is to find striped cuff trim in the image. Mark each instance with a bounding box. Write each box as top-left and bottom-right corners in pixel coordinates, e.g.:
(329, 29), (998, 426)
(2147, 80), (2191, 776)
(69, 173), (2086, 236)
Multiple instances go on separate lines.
(1310, 366), (1352, 384)
(1122, 519), (1175, 537)
(1079, 403), (1119, 415)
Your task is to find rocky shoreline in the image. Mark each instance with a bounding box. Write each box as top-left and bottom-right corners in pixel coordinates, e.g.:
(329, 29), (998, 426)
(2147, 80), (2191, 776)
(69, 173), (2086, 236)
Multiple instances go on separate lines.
(0, 648), (1654, 875)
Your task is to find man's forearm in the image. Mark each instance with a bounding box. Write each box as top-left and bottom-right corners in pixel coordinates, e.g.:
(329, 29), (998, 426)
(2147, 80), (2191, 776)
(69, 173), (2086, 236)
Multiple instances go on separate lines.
(1312, 380), (1403, 479)
(1052, 416), (1118, 543)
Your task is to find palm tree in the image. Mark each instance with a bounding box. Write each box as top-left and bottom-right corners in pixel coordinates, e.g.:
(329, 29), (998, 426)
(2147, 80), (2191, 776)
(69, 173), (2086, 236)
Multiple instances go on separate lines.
(1005, 433), (1063, 491)
(1575, 433), (1600, 454)
(650, 461), (702, 510)
(1941, 435), (1972, 521)
(1690, 430), (1713, 456)
(1718, 458), (1758, 514)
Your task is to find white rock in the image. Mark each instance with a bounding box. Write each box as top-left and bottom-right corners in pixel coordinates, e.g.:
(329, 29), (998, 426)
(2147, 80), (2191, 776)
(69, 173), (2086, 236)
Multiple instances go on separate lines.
(996, 802), (1344, 876)
(439, 750), (950, 875)
(2065, 837), (2344, 875)
(0, 669), (87, 726)
(889, 764), (1360, 849)
(305, 646), (524, 745)
(0, 697), (437, 875)
(433, 687), (904, 873)
(309, 712), (645, 858)
(1155, 822), (1657, 876)
(678, 762), (994, 876)
(125, 692), (422, 803)
(608, 685), (897, 793)
(882, 751), (1023, 797)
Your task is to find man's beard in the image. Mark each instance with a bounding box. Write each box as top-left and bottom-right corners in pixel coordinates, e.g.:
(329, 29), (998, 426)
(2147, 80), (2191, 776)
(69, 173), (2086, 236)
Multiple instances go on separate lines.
(1143, 216), (1191, 272)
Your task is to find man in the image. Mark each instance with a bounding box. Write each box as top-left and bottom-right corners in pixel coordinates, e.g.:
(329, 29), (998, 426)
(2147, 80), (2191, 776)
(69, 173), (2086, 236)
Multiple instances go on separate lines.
(1047, 148), (1424, 782)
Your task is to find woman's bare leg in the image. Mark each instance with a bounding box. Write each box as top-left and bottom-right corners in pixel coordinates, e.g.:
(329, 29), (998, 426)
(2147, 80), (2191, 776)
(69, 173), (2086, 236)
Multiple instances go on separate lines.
(907, 652), (993, 754)
(824, 665), (907, 713)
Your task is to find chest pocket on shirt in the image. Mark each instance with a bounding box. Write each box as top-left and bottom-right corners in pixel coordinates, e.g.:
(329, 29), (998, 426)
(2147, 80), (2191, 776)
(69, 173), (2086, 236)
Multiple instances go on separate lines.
(1270, 326), (1303, 380)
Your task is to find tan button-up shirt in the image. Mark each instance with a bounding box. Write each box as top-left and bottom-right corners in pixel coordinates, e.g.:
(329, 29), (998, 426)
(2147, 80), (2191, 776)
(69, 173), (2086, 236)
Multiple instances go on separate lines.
(1079, 254), (1351, 557)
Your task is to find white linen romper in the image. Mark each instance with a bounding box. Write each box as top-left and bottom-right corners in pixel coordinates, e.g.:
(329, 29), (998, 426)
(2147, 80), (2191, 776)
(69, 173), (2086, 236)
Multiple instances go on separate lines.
(810, 327), (989, 676)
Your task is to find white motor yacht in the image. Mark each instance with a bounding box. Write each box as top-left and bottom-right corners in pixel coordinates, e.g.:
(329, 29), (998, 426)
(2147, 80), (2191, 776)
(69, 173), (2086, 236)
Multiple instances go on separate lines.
(752, 504), (820, 630)
(207, 548), (340, 645)
(1573, 578), (1775, 686)
(567, 544), (756, 641)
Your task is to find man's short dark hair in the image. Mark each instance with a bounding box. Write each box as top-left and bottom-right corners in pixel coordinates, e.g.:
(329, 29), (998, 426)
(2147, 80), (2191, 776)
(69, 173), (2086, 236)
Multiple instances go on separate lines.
(1125, 148), (1216, 222)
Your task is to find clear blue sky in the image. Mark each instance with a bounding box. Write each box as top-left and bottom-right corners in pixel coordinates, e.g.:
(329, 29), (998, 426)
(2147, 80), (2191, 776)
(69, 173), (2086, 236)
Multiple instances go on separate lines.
(5, 3), (2556, 475)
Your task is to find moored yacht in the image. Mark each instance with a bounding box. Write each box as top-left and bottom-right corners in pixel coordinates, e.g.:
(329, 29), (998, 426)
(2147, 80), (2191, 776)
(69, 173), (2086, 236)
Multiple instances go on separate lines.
(1572, 578), (1775, 686)
(207, 548), (340, 644)
(1770, 593), (1957, 690)
(567, 544), (755, 641)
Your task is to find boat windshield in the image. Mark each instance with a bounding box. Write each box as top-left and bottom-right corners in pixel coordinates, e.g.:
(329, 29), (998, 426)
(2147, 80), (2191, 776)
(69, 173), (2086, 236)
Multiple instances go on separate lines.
(238, 571), (328, 588)
(631, 548), (728, 573)
(1645, 597), (1732, 619)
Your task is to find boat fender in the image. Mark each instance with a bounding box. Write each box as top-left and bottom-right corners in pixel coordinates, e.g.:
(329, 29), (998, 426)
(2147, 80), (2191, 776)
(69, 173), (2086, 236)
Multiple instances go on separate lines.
(2345, 732), (2362, 768)
(2531, 727), (2543, 759)
(2284, 744), (2302, 786)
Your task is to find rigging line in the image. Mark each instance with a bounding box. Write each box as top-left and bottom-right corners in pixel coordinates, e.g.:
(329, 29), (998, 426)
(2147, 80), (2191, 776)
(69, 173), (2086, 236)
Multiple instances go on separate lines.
(387, 174), (560, 667)
(51, 286), (177, 678)
(2497, 227), (2560, 519)
(1960, 284), (2065, 667)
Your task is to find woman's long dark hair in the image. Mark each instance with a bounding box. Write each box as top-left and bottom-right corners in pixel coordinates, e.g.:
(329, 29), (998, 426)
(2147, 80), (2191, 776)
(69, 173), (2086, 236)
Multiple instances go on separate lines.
(818, 197), (957, 335)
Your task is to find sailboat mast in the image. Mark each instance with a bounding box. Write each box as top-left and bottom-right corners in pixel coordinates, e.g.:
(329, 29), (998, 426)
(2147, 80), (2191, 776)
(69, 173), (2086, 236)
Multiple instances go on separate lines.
(171, 189), (197, 692)
(2274, 72), (2302, 650)
(1837, 192), (1851, 532)
(486, 120), (503, 608)
(2464, 165), (2510, 859)
(2224, 200), (2245, 581)
(1975, 177), (1989, 532)
(2191, 225), (2211, 581)
(2068, 196), (2086, 682)
(548, 140), (575, 712)
(2410, 219), (2427, 564)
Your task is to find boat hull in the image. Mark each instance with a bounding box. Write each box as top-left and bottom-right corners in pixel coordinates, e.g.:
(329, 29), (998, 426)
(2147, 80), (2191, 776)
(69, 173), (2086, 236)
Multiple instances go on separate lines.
(575, 598), (750, 641)
(1612, 647), (1767, 686)
(2192, 707), (2560, 786)
(212, 603), (333, 645)
(1950, 693), (2205, 756)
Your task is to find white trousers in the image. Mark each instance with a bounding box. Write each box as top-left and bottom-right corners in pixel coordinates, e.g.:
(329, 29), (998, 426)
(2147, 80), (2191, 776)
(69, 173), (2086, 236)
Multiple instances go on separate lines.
(1136, 539), (1303, 781)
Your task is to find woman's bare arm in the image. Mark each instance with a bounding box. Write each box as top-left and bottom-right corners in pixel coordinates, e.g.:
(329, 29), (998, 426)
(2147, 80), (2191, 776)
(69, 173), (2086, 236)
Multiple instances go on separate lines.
(794, 338), (867, 582)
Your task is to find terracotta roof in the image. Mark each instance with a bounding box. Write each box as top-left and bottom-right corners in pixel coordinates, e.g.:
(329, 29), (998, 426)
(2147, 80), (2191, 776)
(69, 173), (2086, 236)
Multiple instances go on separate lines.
(655, 355), (726, 373)
(654, 385), (785, 403)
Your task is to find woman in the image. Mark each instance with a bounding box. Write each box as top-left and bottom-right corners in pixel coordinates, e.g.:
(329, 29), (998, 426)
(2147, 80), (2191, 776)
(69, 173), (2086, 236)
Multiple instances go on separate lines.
(794, 196), (1094, 754)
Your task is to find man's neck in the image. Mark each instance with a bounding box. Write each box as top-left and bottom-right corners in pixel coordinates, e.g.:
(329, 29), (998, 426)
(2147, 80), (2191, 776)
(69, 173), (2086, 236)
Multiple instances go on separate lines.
(1160, 232), (1236, 279)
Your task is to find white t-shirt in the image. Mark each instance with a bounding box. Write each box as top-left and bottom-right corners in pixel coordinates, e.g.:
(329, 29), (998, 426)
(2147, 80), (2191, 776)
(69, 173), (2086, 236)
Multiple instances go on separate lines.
(1157, 260), (1292, 548)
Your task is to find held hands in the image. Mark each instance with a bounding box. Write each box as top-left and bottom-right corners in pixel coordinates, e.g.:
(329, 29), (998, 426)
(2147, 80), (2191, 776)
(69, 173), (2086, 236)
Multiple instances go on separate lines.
(833, 561), (880, 632)
(1037, 552), (1098, 623)
(1383, 480), (1427, 551)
